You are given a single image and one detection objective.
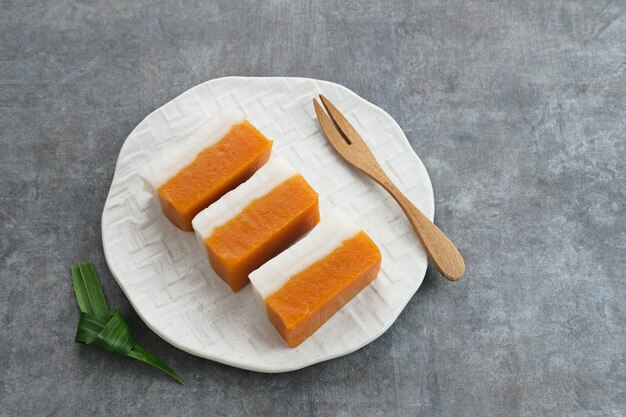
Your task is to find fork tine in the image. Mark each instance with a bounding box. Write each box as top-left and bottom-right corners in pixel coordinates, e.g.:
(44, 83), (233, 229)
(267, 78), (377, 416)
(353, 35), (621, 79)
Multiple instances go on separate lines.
(319, 95), (366, 147)
(313, 98), (351, 153)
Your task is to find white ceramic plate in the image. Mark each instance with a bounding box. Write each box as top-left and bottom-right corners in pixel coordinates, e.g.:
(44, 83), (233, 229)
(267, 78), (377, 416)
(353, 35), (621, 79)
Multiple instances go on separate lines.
(101, 77), (434, 372)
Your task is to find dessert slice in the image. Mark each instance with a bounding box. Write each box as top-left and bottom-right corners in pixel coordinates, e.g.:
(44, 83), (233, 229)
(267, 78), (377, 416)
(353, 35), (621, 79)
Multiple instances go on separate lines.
(192, 157), (320, 292)
(249, 210), (382, 347)
(142, 111), (272, 231)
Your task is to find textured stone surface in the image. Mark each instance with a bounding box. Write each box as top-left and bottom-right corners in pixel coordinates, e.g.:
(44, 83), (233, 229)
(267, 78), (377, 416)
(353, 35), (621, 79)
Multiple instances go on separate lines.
(0, 1), (624, 416)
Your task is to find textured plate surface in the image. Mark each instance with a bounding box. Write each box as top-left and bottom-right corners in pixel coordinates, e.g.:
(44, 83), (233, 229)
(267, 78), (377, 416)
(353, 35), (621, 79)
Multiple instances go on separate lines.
(101, 77), (434, 372)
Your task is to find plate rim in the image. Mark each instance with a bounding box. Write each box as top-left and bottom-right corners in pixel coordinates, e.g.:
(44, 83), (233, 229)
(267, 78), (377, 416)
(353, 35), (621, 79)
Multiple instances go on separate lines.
(101, 76), (434, 372)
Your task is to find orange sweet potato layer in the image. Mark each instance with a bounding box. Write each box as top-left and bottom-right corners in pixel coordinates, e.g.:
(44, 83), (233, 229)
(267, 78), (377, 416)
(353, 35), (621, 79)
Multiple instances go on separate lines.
(265, 231), (382, 347)
(157, 121), (272, 231)
(204, 174), (320, 292)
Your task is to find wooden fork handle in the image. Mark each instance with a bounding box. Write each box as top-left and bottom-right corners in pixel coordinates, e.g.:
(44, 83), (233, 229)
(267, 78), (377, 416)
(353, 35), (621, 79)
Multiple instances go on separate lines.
(364, 168), (465, 281)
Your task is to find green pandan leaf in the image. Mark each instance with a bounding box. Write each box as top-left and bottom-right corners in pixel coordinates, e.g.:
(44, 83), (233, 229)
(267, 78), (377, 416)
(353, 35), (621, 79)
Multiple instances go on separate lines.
(71, 261), (183, 384)
(71, 262), (110, 320)
(75, 312), (108, 344)
(127, 344), (184, 384)
(87, 311), (136, 355)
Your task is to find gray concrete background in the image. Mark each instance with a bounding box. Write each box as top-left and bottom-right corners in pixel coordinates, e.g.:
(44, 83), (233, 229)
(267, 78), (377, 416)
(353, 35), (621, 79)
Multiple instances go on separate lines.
(1, 1), (625, 416)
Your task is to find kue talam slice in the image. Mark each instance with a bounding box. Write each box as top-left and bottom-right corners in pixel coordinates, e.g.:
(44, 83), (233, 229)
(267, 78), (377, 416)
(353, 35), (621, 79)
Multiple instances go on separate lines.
(142, 110), (272, 231)
(249, 210), (382, 347)
(192, 157), (320, 292)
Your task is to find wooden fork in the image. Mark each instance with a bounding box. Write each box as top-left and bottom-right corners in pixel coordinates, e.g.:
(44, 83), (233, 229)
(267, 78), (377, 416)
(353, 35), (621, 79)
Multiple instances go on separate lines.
(313, 95), (465, 281)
